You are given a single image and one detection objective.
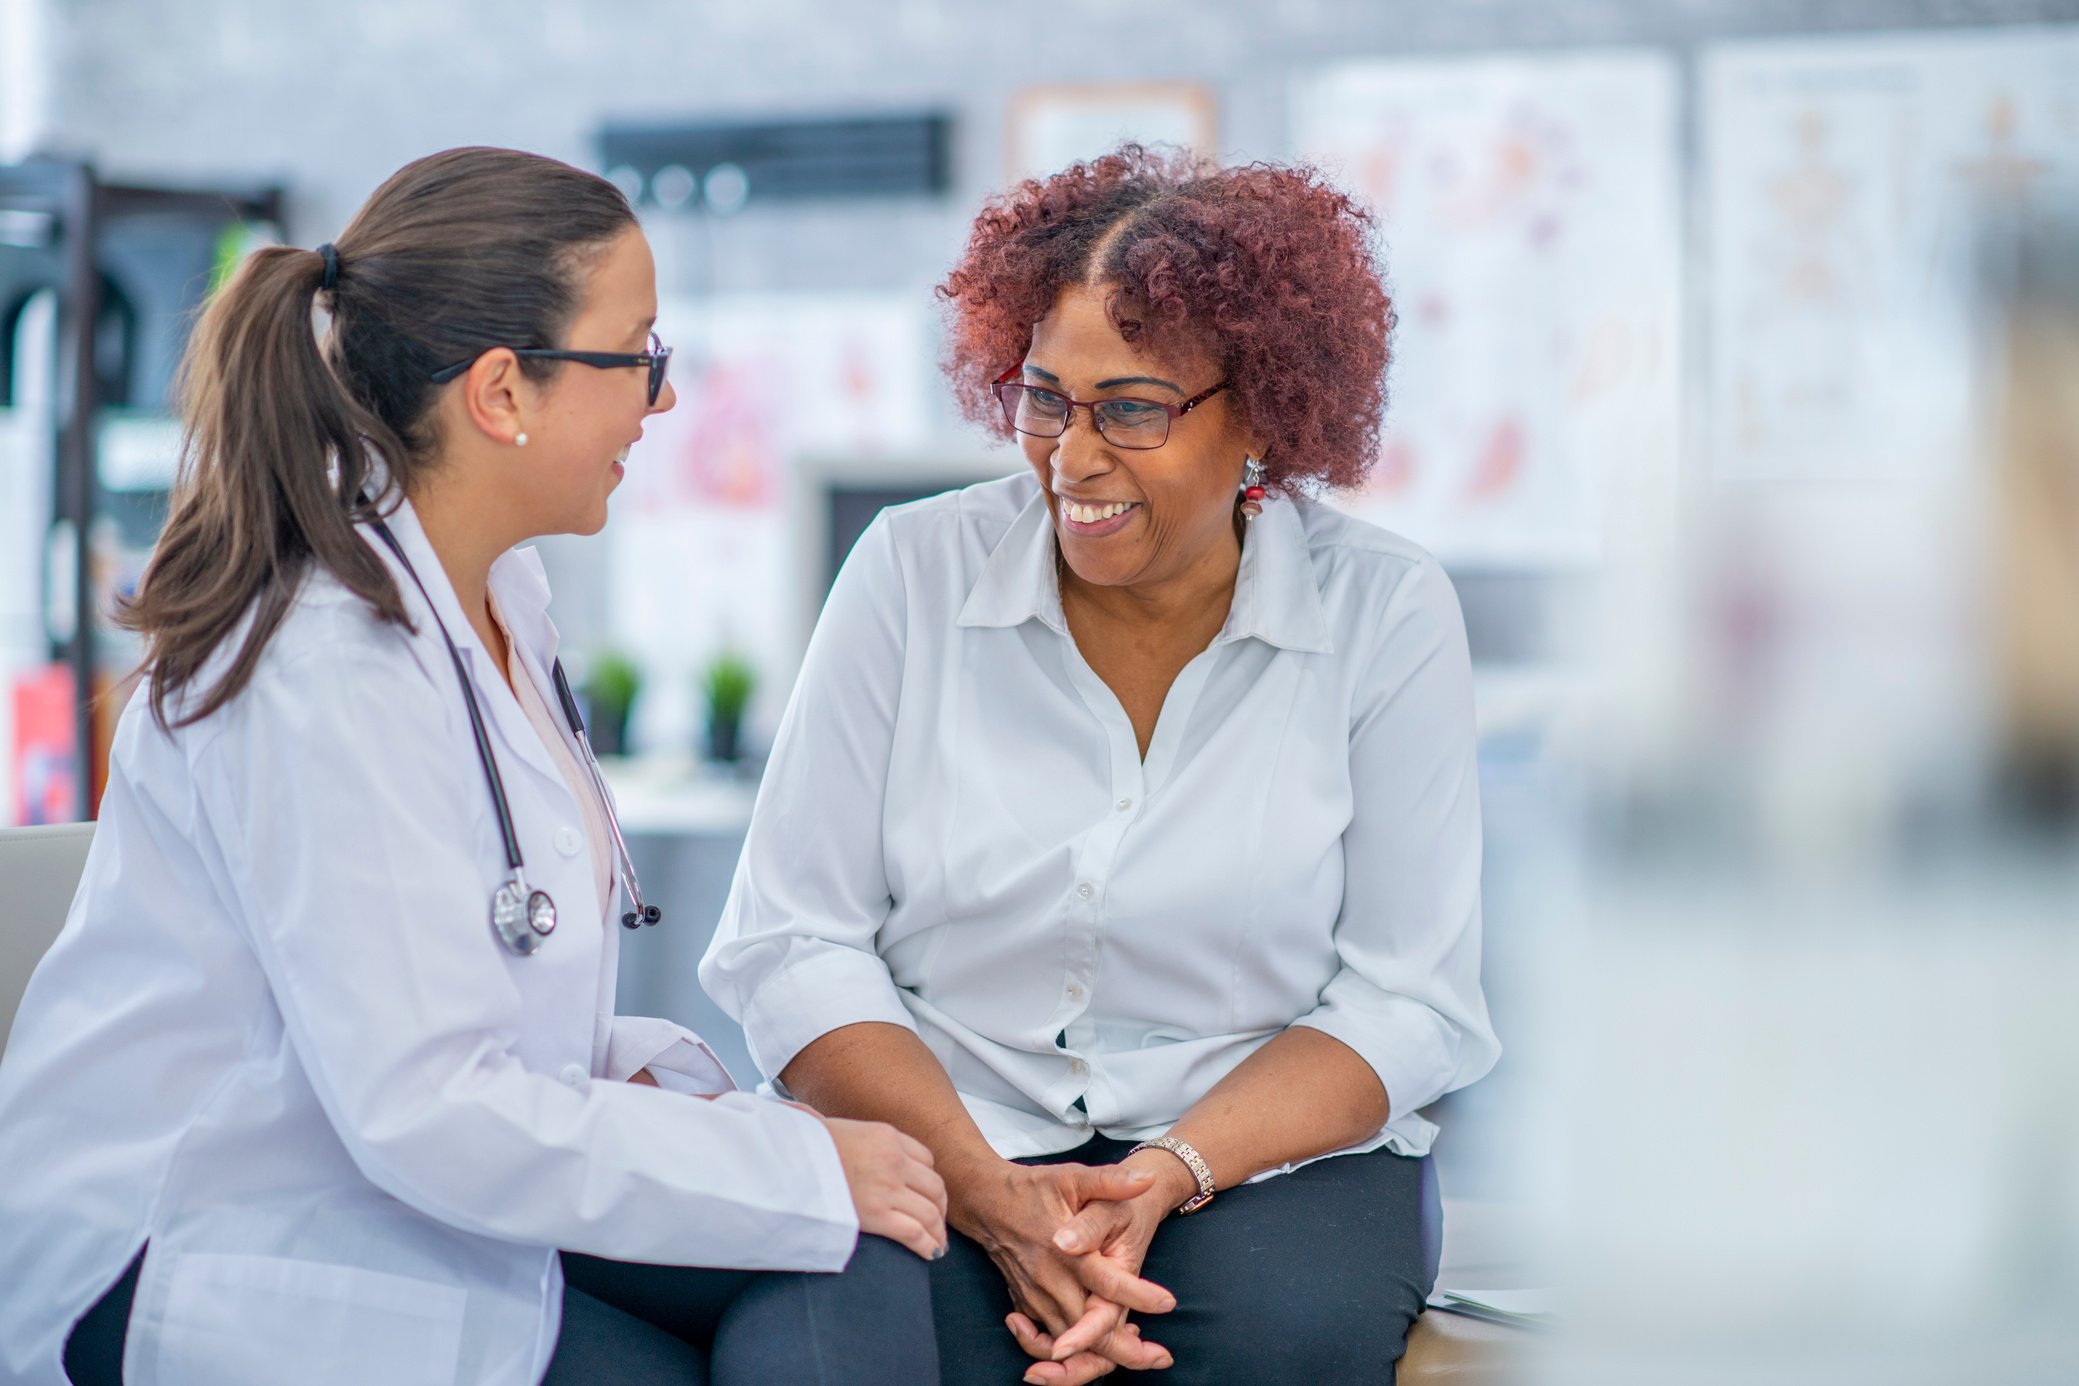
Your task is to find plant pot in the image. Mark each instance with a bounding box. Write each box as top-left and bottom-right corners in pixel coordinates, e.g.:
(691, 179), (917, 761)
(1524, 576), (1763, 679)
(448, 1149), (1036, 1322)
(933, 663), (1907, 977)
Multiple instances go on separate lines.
(705, 717), (742, 764)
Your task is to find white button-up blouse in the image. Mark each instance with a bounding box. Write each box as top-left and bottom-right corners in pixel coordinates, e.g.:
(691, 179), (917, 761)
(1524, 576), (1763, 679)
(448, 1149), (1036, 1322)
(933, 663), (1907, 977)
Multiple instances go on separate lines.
(701, 474), (1500, 1169)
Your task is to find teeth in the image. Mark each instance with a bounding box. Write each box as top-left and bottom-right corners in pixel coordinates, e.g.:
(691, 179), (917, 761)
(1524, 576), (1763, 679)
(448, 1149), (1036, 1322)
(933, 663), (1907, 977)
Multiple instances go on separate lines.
(1065, 500), (1135, 524)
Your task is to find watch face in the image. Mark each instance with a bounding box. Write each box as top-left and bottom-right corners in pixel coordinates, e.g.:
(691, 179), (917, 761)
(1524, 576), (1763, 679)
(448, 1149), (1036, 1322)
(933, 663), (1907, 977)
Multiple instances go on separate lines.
(492, 881), (545, 956)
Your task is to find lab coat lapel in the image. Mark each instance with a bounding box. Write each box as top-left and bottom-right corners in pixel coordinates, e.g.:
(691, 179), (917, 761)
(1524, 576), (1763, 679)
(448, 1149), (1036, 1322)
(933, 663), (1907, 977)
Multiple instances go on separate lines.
(358, 499), (568, 793)
(490, 548), (572, 758)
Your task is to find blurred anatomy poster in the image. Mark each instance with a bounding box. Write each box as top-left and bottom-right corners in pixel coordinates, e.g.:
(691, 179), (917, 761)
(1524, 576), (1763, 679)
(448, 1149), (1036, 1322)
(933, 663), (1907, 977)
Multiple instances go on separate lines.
(1292, 52), (1679, 567)
(1705, 26), (2079, 480)
(607, 294), (929, 746)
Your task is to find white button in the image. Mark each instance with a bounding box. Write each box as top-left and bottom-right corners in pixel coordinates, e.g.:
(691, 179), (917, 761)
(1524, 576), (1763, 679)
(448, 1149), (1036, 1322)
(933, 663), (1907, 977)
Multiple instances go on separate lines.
(554, 825), (582, 857)
(1076, 883), (1093, 899)
(1069, 1058), (1089, 1075)
(557, 1063), (588, 1089)
(1116, 798), (1132, 812)
(1066, 983), (1084, 1001)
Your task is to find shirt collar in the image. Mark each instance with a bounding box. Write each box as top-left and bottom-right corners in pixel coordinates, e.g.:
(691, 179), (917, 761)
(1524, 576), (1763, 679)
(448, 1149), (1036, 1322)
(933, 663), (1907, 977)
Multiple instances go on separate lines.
(956, 486), (1069, 635)
(956, 485), (1335, 655)
(1221, 492), (1335, 654)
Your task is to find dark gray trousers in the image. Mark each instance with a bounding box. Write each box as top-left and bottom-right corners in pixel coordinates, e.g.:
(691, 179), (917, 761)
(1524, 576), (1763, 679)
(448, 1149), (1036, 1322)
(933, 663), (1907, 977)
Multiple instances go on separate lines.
(543, 1236), (937, 1386)
(63, 1236), (938, 1386)
(929, 1136), (1441, 1386)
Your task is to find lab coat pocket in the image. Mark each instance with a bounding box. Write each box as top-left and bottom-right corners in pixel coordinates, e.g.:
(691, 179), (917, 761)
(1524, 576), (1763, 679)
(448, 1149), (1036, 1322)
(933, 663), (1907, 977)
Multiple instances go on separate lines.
(146, 1251), (466, 1386)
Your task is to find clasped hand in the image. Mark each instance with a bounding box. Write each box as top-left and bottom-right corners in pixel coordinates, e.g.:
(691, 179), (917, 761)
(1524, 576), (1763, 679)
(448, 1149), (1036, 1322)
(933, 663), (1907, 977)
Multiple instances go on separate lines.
(958, 1160), (1184, 1384)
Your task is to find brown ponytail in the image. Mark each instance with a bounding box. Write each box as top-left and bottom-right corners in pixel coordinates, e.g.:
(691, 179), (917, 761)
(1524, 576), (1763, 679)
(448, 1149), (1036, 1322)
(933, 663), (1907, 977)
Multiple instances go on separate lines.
(118, 147), (635, 728)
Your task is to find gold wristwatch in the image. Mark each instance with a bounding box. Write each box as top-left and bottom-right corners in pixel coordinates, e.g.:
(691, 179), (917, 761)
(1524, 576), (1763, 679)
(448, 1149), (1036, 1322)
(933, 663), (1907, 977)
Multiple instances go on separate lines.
(1130, 1135), (1216, 1214)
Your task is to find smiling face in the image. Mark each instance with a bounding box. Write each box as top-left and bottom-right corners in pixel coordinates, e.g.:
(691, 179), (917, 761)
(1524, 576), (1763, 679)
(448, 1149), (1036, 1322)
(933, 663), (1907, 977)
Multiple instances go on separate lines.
(524, 225), (676, 535)
(462, 224), (677, 539)
(1019, 282), (1258, 595)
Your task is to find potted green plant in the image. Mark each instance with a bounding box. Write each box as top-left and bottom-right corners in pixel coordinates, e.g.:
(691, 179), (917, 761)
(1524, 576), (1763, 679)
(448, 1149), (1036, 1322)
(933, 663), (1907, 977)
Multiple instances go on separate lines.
(700, 650), (757, 764)
(580, 650), (641, 757)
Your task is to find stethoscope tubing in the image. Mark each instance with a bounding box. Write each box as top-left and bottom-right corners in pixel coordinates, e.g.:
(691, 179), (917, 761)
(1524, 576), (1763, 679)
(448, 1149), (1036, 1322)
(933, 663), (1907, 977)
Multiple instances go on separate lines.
(367, 514), (658, 944)
(371, 520), (527, 873)
(553, 666), (659, 929)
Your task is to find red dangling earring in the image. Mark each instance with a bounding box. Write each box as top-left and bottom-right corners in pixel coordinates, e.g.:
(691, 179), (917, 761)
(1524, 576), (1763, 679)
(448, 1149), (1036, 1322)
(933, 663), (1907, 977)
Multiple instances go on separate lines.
(1239, 457), (1267, 519)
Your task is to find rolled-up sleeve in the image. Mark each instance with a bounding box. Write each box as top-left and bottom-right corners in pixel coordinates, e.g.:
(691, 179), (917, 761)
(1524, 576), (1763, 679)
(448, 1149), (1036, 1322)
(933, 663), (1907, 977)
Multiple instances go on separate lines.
(1292, 556), (1502, 1123)
(699, 516), (918, 1081)
(605, 1015), (737, 1096)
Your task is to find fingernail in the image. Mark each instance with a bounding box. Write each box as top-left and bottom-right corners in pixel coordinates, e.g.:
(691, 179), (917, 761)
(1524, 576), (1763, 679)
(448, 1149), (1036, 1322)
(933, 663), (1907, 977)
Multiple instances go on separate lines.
(1024, 1373), (1045, 1385)
(1052, 1229), (1079, 1251)
(1156, 1354), (1174, 1369)
(1158, 1294), (1176, 1312)
(932, 1244), (946, 1260)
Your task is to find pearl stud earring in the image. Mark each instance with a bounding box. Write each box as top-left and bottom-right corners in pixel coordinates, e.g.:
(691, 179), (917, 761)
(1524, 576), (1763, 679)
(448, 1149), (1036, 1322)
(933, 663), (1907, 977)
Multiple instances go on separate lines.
(514, 432), (529, 447)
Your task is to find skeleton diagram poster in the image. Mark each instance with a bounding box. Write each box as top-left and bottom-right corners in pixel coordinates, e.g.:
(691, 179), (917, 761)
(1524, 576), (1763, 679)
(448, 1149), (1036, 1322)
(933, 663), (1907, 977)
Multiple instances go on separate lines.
(1705, 26), (2079, 480)
(1291, 53), (1680, 567)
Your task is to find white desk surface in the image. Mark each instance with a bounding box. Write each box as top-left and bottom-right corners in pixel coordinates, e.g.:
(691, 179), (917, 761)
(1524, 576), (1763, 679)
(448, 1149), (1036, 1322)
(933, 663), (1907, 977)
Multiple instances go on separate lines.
(598, 756), (760, 837)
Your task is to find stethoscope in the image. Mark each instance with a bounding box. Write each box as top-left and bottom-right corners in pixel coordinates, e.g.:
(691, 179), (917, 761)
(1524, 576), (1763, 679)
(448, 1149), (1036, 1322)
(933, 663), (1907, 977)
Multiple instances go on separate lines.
(368, 516), (662, 957)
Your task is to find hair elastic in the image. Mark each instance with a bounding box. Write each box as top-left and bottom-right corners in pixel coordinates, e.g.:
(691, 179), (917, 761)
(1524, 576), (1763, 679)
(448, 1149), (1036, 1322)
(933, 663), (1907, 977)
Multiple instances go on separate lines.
(317, 243), (340, 292)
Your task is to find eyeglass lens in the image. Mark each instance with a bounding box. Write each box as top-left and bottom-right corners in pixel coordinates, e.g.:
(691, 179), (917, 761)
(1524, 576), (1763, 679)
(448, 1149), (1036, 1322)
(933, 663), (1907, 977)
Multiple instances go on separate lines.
(647, 335), (670, 406)
(1000, 385), (1171, 449)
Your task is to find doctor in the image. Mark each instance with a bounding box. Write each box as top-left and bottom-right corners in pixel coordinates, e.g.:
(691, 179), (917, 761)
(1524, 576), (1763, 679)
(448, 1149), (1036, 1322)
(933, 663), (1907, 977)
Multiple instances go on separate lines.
(0, 147), (943, 1386)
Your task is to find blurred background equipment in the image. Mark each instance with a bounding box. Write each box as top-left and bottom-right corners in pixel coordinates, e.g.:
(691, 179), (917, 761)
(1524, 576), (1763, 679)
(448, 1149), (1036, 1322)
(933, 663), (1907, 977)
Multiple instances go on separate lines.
(0, 159), (281, 822)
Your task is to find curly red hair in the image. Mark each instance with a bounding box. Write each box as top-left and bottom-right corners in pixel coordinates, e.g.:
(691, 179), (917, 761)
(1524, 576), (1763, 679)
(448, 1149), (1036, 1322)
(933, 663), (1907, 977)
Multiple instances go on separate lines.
(937, 145), (1394, 495)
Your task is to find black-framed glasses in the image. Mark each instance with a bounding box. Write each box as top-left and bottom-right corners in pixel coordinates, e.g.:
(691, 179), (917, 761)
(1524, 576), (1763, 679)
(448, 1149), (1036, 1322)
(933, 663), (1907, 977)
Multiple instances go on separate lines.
(431, 331), (673, 406)
(991, 365), (1227, 450)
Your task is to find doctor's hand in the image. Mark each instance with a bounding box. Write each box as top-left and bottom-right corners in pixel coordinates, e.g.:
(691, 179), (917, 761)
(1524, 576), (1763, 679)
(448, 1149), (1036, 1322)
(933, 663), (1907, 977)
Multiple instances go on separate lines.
(824, 1117), (949, 1261)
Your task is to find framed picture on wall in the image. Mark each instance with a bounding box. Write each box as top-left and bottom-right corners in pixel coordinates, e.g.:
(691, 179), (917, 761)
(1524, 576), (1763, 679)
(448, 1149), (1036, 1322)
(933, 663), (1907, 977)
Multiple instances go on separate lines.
(1007, 82), (1219, 182)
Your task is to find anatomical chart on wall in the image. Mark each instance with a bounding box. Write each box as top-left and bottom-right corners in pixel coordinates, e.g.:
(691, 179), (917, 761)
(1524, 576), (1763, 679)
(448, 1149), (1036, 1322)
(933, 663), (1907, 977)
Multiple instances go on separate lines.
(1291, 52), (1680, 568)
(606, 293), (931, 747)
(1705, 26), (2079, 481)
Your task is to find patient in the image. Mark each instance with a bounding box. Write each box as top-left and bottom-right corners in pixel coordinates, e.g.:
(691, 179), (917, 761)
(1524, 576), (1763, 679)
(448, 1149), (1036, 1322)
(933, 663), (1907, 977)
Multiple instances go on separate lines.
(701, 145), (1499, 1385)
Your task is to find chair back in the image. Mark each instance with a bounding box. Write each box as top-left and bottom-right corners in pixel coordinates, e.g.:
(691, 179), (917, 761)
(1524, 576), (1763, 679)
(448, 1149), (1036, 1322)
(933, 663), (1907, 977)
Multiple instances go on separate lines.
(0, 823), (96, 1056)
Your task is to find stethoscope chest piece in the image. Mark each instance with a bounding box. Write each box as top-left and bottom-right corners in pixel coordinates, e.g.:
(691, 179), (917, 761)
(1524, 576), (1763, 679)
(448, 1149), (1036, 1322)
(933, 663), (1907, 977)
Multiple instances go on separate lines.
(492, 875), (558, 957)
(366, 510), (660, 962)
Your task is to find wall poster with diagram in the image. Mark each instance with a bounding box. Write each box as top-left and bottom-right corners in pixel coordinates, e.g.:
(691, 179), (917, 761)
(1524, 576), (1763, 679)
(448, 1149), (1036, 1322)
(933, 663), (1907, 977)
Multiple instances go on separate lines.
(1704, 25), (2079, 481)
(605, 293), (931, 748)
(1291, 52), (1681, 568)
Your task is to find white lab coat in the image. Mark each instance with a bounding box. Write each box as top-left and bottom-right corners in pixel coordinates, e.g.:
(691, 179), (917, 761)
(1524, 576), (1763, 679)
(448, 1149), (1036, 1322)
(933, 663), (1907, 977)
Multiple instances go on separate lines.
(0, 497), (858, 1386)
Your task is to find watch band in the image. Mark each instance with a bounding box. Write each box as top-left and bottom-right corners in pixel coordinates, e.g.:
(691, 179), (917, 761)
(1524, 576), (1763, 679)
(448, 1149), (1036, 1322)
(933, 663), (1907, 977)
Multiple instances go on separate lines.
(1130, 1135), (1216, 1214)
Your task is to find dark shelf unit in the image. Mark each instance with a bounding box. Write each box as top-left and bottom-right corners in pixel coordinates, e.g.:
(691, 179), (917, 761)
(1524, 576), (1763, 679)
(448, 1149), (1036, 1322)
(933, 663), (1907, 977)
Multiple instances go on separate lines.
(0, 161), (283, 819)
